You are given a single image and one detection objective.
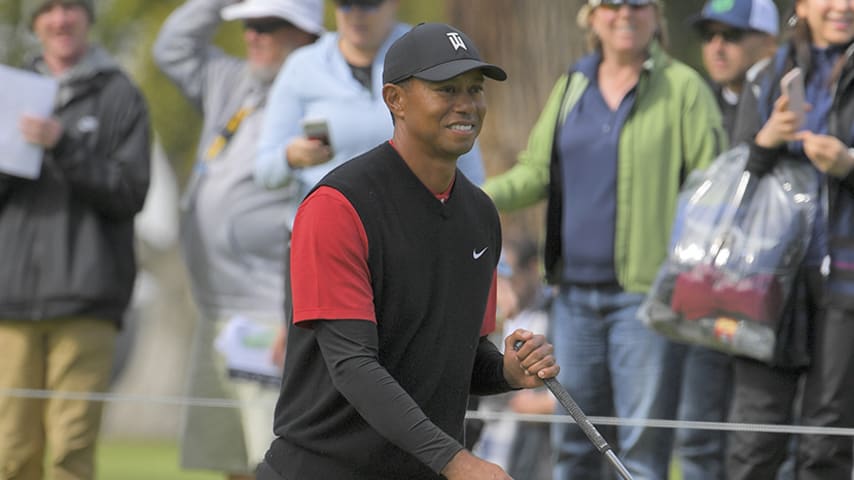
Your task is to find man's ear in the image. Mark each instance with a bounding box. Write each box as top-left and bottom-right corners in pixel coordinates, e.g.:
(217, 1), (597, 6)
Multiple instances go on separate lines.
(383, 83), (405, 121)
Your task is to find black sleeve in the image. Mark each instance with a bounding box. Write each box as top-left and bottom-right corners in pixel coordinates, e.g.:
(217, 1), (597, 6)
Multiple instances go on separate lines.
(840, 168), (854, 194)
(470, 336), (517, 396)
(744, 141), (783, 178)
(313, 319), (463, 474)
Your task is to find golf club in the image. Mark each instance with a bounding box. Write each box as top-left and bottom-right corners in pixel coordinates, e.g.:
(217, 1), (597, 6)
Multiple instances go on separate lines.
(513, 340), (634, 480)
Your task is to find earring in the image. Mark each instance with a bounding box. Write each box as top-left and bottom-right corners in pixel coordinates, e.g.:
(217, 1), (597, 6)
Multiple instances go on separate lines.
(787, 14), (798, 28)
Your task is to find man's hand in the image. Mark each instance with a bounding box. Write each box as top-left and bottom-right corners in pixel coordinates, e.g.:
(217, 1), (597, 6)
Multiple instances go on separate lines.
(796, 131), (854, 178)
(441, 449), (512, 479)
(285, 138), (332, 168)
(19, 115), (63, 149)
(502, 329), (559, 389)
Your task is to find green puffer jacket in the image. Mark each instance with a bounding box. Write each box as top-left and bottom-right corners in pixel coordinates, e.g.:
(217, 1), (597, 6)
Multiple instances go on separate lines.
(483, 42), (726, 293)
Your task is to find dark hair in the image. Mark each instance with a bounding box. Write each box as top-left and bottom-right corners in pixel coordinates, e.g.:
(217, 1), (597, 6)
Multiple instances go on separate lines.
(787, 7), (852, 87)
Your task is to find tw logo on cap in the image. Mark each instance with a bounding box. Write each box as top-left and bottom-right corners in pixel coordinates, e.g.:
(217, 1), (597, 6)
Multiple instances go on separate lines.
(446, 32), (467, 51)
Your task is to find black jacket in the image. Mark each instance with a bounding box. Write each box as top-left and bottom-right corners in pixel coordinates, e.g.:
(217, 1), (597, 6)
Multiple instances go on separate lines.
(731, 42), (854, 368)
(0, 46), (151, 324)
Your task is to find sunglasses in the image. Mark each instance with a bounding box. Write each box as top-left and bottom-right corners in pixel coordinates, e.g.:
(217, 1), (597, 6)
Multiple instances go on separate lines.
(243, 19), (294, 34)
(699, 28), (748, 44)
(597, 0), (656, 10)
(335, 0), (385, 12)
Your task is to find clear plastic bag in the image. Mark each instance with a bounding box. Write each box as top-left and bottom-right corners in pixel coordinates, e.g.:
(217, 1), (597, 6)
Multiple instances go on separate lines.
(640, 144), (818, 363)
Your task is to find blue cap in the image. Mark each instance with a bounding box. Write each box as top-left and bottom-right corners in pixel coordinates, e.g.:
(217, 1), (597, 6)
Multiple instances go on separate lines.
(691, 0), (779, 36)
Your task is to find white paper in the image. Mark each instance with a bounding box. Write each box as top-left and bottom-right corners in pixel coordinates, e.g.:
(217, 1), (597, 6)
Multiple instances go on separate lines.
(214, 315), (282, 385)
(0, 65), (58, 179)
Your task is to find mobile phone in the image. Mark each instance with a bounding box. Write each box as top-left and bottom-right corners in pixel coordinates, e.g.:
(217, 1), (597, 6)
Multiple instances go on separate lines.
(780, 67), (806, 127)
(300, 118), (330, 146)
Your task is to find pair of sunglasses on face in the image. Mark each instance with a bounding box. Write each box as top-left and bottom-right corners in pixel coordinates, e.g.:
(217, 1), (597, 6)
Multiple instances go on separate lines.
(698, 28), (751, 44)
(335, 0), (385, 12)
(243, 18), (295, 34)
(596, 0), (656, 10)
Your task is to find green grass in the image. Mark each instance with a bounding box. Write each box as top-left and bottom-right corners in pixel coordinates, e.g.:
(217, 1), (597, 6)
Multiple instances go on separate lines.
(95, 438), (684, 480)
(97, 440), (220, 480)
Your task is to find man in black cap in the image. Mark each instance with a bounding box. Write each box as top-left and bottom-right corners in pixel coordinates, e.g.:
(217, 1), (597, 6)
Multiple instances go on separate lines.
(256, 22), (560, 480)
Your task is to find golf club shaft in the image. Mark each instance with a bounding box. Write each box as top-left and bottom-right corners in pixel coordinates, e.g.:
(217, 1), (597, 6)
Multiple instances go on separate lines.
(513, 341), (634, 480)
(541, 376), (634, 480)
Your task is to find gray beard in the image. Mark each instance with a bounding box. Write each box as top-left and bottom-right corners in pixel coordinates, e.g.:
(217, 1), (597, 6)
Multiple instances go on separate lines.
(249, 64), (279, 85)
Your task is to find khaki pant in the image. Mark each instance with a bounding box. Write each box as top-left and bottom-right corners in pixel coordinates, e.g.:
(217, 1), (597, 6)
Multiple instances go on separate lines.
(180, 315), (279, 475)
(0, 318), (117, 480)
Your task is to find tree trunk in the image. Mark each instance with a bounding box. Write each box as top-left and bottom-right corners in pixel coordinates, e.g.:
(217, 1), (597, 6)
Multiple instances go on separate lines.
(447, 0), (588, 241)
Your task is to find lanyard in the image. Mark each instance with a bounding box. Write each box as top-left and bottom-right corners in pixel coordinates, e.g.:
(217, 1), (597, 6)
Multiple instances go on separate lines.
(203, 105), (254, 161)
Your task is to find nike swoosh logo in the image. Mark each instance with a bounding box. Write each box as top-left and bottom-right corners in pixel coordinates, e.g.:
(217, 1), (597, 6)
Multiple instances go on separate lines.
(473, 247), (488, 260)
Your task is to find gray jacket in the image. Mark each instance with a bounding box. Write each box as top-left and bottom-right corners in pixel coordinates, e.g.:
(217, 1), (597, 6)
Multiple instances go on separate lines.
(0, 46), (151, 324)
(153, 0), (299, 321)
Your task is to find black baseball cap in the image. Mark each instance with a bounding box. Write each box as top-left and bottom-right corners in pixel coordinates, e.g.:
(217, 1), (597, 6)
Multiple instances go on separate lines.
(383, 22), (507, 85)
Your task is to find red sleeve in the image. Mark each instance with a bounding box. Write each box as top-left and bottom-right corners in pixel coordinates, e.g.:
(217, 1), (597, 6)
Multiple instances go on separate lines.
(480, 271), (497, 336)
(290, 186), (376, 325)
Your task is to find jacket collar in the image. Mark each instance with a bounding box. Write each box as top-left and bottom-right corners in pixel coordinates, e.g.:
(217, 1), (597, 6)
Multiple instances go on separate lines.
(31, 45), (119, 109)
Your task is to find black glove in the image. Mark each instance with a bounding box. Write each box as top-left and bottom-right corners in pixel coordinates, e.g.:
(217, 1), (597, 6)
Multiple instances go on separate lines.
(744, 141), (782, 178)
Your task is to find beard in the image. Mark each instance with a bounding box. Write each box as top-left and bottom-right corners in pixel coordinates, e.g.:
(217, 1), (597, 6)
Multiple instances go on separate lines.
(249, 63), (280, 85)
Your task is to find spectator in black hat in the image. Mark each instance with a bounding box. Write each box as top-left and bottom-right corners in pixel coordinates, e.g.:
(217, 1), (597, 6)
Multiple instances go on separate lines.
(255, 22), (559, 480)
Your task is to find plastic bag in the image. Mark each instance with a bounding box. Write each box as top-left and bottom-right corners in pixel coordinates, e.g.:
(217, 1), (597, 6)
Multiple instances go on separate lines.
(640, 144), (818, 363)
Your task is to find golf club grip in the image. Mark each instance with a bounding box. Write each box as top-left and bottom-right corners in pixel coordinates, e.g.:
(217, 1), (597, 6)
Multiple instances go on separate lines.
(511, 340), (610, 453)
(541, 377), (610, 454)
(512, 341), (633, 479)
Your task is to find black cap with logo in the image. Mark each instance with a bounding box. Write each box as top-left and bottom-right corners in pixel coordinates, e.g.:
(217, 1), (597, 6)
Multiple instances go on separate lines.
(382, 22), (507, 85)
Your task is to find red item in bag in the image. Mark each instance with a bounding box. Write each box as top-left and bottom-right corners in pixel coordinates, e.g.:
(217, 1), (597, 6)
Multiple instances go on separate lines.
(714, 274), (783, 325)
(671, 265), (783, 324)
(671, 265), (720, 321)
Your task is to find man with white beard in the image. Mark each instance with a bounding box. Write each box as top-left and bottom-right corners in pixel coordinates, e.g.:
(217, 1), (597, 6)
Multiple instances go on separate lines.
(153, 0), (322, 478)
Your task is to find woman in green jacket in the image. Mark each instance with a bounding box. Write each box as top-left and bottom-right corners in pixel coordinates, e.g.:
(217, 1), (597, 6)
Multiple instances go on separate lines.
(482, 0), (725, 478)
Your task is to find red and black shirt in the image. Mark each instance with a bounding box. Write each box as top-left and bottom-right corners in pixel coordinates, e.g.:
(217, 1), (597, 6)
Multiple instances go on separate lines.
(268, 142), (504, 479)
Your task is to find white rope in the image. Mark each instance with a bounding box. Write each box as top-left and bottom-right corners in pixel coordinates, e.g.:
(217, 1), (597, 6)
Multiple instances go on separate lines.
(4, 387), (854, 438)
(466, 410), (854, 437)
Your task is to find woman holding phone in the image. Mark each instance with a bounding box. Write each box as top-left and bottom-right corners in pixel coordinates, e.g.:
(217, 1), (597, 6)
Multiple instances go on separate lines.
(727, 1), (854, 478)
(254, 0), (484, 201)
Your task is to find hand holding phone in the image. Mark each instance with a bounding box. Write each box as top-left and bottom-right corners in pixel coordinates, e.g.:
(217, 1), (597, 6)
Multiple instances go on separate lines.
(780, 67), (806, 128)
(300, 118), (331, 146)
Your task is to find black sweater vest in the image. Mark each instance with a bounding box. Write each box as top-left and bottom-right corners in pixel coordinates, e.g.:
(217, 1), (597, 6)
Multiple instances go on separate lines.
(271, 143), (501, 479)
